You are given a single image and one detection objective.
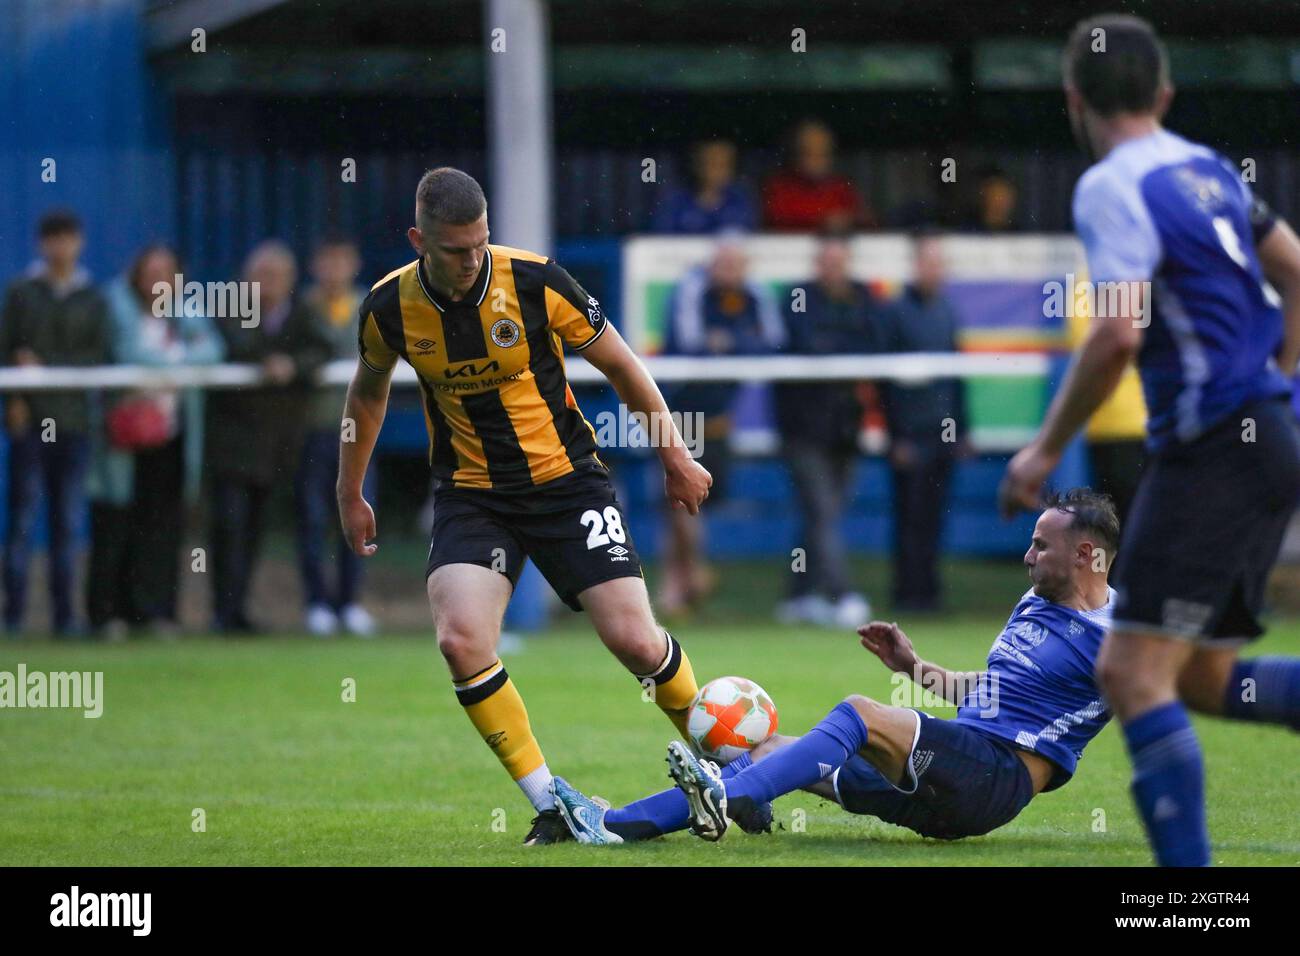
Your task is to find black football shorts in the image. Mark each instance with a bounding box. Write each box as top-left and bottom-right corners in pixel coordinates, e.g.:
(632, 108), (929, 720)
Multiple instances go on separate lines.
(1111, 397), (1300, 643)
(425, 462), (644, 611)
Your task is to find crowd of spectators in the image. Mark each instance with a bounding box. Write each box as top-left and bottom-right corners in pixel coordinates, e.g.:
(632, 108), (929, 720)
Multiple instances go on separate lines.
(662, 230), (969, 626)
(649, 118), (1024, 237)
(646, 120), (1134, 622)
(0, 210), (375, 639)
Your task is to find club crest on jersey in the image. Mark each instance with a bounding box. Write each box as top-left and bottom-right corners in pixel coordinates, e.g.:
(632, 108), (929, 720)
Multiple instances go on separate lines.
(1173, 167), (1227, 213)
(1006, 619), (1047, 651)
(490, 318), (521, 348)
(586, 296), (603, 329)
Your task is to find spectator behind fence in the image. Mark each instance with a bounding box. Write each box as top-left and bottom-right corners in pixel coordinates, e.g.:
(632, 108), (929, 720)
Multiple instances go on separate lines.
(773, 235), (882, 629)
(85, 244), (224, 638)
(296, 237), (375, 637)
(0, 210), (109, 636)
(762, 119), (875, 232)
(1067, 305), (1147, 525)
(206, 240), (333, 635)
(961, 164), (1023, 233)
(652, 139), (758, 234)
(660, 237), (786, 616)
(878, 231), (970, 612)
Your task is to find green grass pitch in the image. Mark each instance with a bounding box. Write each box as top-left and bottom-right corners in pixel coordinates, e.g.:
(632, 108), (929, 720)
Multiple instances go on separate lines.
(2, 616), (1297, 866)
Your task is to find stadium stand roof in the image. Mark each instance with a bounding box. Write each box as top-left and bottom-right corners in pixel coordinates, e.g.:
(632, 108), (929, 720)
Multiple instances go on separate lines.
(146, 0), (1300, 49)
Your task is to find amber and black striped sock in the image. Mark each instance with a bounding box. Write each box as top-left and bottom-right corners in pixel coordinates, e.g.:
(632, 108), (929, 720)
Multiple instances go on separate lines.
(636, 632), (700, 738)
(454, 660), (552, 811)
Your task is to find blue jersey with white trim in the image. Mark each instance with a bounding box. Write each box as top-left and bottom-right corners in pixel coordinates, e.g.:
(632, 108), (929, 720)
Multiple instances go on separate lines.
(1072, 129), (1290, 451)
(953, 588), (1112, 789)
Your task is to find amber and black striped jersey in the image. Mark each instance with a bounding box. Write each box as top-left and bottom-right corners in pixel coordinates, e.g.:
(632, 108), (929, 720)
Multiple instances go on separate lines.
(357, 244), (608, 491)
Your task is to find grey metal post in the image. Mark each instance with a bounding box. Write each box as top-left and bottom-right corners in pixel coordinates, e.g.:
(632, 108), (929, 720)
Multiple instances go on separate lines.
(484, 0), (554, 252)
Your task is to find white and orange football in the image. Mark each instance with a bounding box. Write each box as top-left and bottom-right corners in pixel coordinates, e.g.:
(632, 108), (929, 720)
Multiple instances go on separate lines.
(686, 676), (779, 763)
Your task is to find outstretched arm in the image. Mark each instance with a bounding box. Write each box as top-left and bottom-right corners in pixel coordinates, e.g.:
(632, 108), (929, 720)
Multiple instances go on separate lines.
(579, 322), (713, 515)
(999, 296), (1144, 517)
(337, 359), (392, 556)
(858, 621), (983, 705)
(1256, 218), (1300, 376)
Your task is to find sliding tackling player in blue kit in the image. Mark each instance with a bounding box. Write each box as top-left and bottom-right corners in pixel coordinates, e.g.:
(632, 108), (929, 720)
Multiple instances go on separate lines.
(550, 490), (1120, 845)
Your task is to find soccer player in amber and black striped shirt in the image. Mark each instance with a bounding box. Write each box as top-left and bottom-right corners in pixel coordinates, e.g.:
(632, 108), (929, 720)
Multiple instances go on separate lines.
(337, 167), (712, 844)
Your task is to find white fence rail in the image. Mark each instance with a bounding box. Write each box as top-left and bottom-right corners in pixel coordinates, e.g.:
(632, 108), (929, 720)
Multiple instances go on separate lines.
(0, 352), (1050, 391)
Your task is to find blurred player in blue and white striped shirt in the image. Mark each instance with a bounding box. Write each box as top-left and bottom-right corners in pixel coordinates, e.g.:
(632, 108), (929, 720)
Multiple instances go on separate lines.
(1001, 14), (1300, 866)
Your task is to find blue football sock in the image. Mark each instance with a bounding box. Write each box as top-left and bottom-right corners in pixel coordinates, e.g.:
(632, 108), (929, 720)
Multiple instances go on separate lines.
(604, 788), (688, 840)
(602, 750), (757, 840)
(1123, 702), (1210, 867)
(724, 700), (868, 807)
(722, 752), (753, 777)
(1222, 657), (1300, 730)
(601, 748), (761, 840)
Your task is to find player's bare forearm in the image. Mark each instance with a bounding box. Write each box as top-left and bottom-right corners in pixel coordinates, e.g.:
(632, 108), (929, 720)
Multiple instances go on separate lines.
(860, 622), (982, 705)
(1036, 312), (1142, 457)
(1257, 219), (1300, 376)
(1000, 313), (1138, 516)
(615, 367), (695, 472)
(336, 363), (390, 557)
(859, 621), (983, 705)
(581, 323), (691, 470)
(580, 322), (711, 512)
(914, 659), (984, 706)
(337, 362), (390, 501)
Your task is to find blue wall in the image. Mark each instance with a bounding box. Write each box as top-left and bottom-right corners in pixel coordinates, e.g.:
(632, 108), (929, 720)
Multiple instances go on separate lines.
(0, 0), (175, 548)
(0, 0), (175, 281)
